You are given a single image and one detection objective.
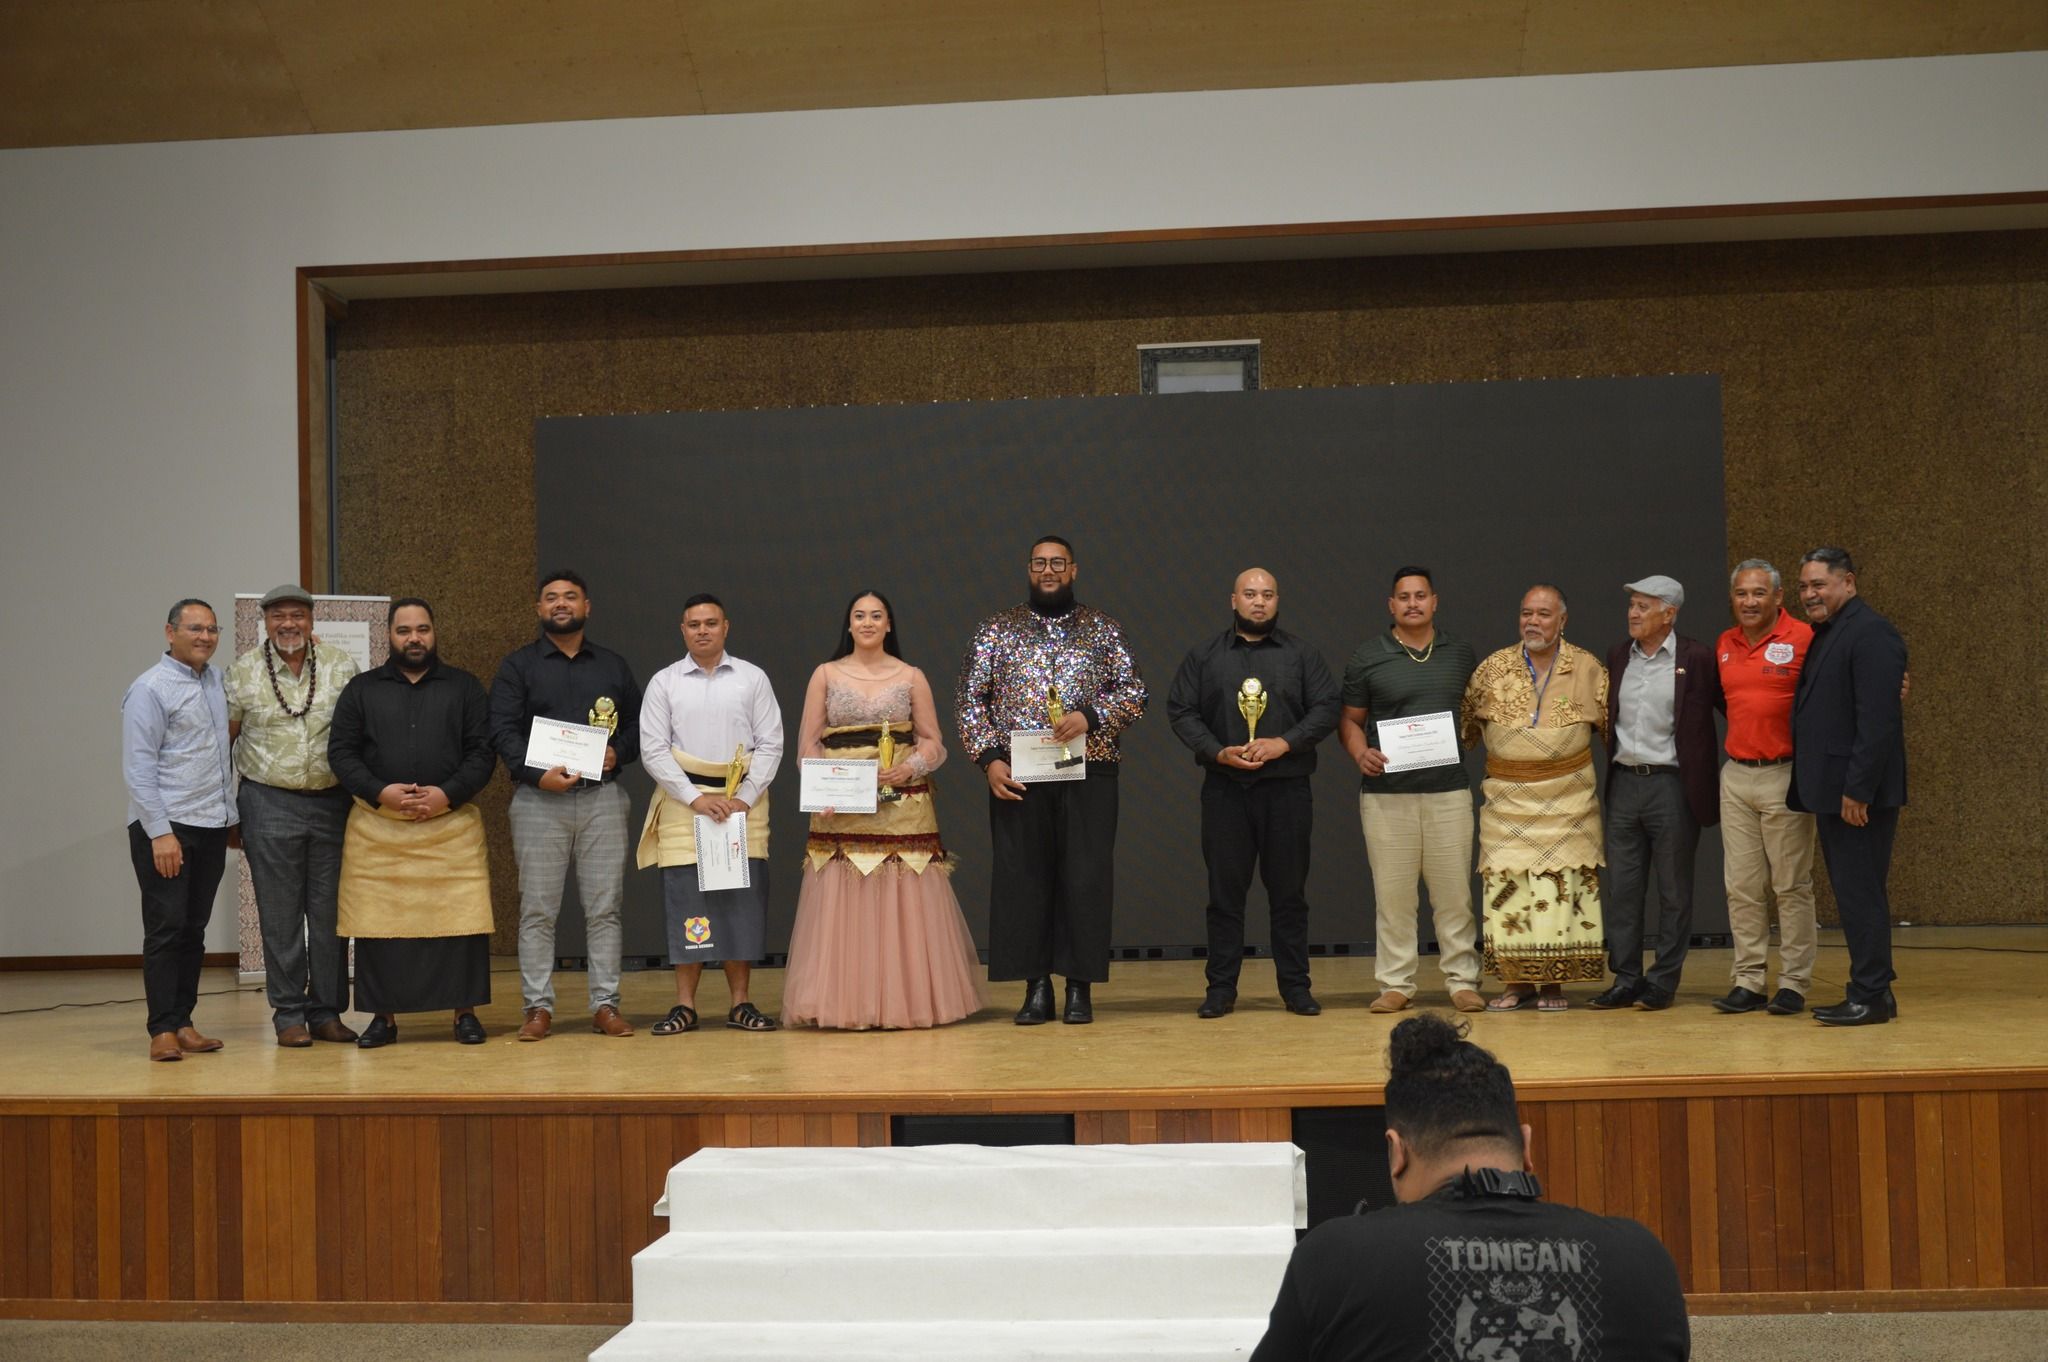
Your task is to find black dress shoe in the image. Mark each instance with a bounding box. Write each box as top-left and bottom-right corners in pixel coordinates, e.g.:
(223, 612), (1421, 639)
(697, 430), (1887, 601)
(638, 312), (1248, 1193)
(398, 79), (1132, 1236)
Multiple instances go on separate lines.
(454, 1013), (487, 1044)
(1765, 989), (1806, 1016)
(356, 1017), (398, 1049)
(1633, 987), (1675, 1011)
(1196, 992), (1235, 1019)
(1588, 980), (1644, 1010)
(1712, 986), (1768, 1014)
(1283, 992), (1322, 1016)
(1062, 980), (1094, 1025)
(1814, 992), (1896, 1027)
(1014, 977), (1054, 1026)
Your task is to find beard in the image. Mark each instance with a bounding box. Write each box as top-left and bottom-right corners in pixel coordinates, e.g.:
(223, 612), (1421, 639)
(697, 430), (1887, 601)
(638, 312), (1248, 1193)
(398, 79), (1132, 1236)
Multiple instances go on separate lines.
(269, 631), (307, 656)
(397, 644), (439, 671)
(542, 611), (587, 636)
(1233, 610), (1278, 637)
(1028, 583), (1076, 615)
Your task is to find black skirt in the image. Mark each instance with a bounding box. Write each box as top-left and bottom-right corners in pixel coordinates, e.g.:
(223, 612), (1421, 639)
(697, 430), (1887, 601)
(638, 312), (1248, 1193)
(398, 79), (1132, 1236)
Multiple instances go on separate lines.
(353, 934), (491, 1013)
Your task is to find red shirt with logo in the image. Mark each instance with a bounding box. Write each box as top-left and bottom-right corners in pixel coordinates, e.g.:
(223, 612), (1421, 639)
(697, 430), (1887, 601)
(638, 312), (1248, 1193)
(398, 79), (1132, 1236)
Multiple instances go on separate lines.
(1716, 609), (1813, 761)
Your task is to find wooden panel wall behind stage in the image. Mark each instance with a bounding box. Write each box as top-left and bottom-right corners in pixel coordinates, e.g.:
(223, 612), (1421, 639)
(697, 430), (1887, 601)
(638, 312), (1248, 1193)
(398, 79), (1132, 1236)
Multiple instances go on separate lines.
(330, 229), (2048, 943)
(4, 1086), (2046, 1317)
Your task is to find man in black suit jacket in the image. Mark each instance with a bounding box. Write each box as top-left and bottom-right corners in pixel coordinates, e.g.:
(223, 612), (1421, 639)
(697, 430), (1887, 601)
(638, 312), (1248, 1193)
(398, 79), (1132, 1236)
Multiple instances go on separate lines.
(1787, 547), (1908, 1026)
(1590, 575), (1723, 1011)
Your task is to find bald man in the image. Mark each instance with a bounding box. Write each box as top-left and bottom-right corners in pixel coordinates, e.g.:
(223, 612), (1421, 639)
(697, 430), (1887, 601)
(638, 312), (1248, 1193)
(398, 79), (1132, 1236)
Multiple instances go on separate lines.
(1168, 569), (1342, 1017)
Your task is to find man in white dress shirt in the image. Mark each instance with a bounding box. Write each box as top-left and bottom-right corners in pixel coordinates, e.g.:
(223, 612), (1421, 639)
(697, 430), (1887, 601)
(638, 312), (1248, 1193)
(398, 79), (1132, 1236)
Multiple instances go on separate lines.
(637, 594), (786, 1033)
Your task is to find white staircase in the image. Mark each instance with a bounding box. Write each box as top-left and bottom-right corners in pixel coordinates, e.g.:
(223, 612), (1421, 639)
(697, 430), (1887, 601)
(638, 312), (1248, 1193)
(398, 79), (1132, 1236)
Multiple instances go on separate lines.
(592, 1141), (1305, 1362)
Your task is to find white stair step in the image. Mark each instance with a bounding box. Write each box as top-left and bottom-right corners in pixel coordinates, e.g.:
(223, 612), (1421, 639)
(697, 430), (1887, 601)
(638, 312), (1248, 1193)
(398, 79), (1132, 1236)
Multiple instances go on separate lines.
(592, 1317), (1268, 1361)
(629, 1225), (1296, 1323)
(658, 1141), (1305, 1231)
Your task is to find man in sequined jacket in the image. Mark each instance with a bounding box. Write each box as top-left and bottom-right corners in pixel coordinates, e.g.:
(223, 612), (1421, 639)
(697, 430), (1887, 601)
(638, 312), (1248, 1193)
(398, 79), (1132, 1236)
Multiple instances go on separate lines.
(955, 536), (1148, 1026)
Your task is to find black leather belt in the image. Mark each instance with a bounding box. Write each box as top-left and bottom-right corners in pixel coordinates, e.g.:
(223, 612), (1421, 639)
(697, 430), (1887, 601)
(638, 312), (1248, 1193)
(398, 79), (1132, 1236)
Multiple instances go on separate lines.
(1616, 763), (1679, 776)
(1730, 756), (1789, 767)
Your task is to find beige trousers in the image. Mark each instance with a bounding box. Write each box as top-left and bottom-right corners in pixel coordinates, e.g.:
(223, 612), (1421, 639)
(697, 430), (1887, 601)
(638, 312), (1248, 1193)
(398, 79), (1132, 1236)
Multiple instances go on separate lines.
(1719, 759), (1818, 994)
(1360, 791), (1481, 995)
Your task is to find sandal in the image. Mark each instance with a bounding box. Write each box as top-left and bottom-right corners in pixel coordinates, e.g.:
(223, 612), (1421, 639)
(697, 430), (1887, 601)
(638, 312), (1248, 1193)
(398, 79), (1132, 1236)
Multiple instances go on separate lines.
(1486, 988), (1537, 1012)
(727, 1001), (779, 1032)
(651, 1004), (698, 1036)
(1536, 991), (1569, 1013)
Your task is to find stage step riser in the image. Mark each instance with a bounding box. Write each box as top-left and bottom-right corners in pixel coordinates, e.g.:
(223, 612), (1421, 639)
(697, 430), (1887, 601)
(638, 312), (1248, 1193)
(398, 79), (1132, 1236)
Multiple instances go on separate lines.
(592, 1319), (1265, 1361)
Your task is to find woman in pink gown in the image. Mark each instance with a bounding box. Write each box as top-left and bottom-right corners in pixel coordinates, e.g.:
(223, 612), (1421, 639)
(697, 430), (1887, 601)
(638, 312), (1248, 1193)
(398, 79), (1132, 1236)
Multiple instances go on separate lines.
(780, 591), (987, 1029)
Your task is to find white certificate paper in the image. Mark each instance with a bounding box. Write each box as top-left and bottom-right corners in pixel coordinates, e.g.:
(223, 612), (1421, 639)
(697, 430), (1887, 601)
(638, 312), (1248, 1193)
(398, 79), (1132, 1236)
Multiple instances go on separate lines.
(694, 812), (751, 892)
(799, 758), (879, 814)
(524, 717), (611, 781)
(1009, 729), (1087, 783)
(1378, 711), (1462, 773)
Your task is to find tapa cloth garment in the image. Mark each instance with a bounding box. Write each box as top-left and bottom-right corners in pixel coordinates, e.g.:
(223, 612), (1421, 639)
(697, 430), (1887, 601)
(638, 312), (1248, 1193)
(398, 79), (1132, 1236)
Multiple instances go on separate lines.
(336, 799), (493, 938)
(636, 747), (772, 868)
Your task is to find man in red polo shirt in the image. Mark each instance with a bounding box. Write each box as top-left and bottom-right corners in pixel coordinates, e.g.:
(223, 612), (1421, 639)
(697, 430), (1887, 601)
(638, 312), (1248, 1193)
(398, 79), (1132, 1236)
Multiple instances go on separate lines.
(1712, 559), (1815, 1016)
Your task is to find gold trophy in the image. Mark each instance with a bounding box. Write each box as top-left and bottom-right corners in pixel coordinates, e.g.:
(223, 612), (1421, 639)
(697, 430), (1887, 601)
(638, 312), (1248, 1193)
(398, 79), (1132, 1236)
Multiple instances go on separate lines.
(1046, 685), (1085, 770)
(876, 720), (900, 803)
(722, 743), (746, 798)
(589, 696), (618, 734)
(1237, 677), (1268, 757)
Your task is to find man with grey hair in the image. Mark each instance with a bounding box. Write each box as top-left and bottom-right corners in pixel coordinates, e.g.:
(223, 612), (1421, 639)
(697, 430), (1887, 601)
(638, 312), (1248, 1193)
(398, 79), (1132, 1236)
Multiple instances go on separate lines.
(1710, 559), (1817, 1015)
(1590, 575), (1721, 1011)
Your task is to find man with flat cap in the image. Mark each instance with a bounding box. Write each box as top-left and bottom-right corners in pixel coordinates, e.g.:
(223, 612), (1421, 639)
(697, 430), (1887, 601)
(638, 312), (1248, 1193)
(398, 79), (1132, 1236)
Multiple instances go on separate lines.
(227, 583), (360, 1046)
(1591, 575), (1721, 1012)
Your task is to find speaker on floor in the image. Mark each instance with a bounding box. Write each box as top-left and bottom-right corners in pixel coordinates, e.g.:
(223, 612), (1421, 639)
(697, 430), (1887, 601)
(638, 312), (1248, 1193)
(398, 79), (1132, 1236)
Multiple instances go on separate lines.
(1290, 1106), (1395, 1229)
(890, 1113), (1076, 1147)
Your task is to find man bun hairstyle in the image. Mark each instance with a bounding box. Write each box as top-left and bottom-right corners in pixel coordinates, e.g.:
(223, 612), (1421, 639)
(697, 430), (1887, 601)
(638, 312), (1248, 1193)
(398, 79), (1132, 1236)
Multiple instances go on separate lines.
(1383, 1014), (1524, 1160)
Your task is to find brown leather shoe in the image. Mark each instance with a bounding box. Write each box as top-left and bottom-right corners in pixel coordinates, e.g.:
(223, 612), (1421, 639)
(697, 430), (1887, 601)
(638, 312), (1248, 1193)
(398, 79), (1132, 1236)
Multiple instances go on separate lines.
(174, 1026), (224, 1053)
(310, 1019), (359, 1044)
(517, 1007), (552, 1042)
(591, 1004), (635, 1037)
(1368, 990), (1411, 1015)
(1451, 990), (1488, 1013)
(277, 1024), (313, 1048)
(149, 1033), (183, 1062)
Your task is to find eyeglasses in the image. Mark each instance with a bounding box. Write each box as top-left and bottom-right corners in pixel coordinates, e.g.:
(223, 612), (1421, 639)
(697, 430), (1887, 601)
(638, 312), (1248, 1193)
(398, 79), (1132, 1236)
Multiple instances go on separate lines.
(1028, 557), (1073, 573)
(178, 624), (222, 635)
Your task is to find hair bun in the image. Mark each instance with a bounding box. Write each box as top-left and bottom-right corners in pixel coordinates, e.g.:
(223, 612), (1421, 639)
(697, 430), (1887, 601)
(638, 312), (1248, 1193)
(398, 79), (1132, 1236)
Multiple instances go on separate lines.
(1386, 1013), (1470, 1075)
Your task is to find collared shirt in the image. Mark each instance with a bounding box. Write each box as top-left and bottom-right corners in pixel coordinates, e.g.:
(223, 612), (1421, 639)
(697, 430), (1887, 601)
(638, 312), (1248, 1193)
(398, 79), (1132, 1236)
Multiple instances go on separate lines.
(489, 634), (643, 787)
(1167, 626), (1340, 783)
(226, 640), (359, 790)
(122, 653), (237, 836)
(1717, 609), (1812, 761)
(1341, 627), (1480, 795)
(1613, 630), (1678, 766)
(955, 602), (1149, 766)
(327, 659), (496, 809)
(639, 651), (785, 807)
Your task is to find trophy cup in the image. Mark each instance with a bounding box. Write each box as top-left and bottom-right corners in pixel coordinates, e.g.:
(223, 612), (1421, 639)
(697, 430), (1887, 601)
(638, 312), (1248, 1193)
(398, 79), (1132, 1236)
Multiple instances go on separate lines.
(1046, 685), (1085, 770)
(1237, 677), (1268, 757)
(588, 696), (618, 735)
(722, 743), (746, 798)
(876, 720), (901, 803)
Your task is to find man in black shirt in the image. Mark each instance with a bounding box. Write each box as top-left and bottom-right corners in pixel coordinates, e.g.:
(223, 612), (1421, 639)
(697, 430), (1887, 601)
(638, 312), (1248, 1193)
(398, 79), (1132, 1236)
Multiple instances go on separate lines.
(1250, 1014), (1689, 1361)
(329, 598), (499, 1048)
(1167, 568), (1341, 1018)
(490, 570), (643, 1041)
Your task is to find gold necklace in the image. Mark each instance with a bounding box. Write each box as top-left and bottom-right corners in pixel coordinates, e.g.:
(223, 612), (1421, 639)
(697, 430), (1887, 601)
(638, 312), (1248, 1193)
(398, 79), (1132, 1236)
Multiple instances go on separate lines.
(1396, 630), (1435, 664)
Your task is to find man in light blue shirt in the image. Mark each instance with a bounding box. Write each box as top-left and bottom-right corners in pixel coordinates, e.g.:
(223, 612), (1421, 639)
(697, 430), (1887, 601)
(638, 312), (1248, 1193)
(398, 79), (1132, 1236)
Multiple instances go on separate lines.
(122, 598), (238, 1062)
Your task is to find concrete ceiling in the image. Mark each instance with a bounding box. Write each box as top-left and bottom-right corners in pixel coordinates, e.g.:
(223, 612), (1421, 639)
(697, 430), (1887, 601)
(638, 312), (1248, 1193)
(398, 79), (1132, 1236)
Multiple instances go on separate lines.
(4, 0), (2045, 150)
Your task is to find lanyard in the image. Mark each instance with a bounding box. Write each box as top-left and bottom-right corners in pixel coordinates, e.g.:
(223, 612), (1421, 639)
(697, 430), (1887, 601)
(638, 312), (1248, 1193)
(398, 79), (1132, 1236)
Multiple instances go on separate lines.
(1522, 647), (1558, 727)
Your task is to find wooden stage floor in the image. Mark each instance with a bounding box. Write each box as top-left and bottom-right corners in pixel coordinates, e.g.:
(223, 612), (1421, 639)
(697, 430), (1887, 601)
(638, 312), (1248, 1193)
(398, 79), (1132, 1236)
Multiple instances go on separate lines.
(4, 926), (2046, 1321)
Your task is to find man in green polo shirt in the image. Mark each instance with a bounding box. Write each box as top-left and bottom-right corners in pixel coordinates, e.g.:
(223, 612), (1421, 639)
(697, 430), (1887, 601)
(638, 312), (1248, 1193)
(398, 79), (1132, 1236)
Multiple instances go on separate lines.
(1338, 567), (1485, 1014)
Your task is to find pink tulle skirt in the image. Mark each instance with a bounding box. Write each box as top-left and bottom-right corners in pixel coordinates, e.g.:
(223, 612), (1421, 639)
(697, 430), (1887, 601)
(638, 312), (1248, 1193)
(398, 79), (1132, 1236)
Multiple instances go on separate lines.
(781, 857), (988, 1030)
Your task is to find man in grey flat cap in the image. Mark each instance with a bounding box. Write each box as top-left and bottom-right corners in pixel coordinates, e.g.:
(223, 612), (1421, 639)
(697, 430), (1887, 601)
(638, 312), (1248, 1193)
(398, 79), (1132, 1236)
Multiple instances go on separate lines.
(1589, 575), (1722, 1011)
(226, 583), (361, 1046)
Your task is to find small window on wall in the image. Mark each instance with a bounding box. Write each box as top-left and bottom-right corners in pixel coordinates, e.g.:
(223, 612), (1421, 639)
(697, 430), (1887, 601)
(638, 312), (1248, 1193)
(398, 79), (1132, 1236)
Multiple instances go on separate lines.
(1139, 340), (1260, 394)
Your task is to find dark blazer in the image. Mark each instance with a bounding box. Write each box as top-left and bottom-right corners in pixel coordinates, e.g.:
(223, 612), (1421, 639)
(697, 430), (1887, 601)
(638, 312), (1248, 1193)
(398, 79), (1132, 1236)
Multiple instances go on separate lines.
(1605, 633), (1723, 828)
(1787, 595), (1908, 813)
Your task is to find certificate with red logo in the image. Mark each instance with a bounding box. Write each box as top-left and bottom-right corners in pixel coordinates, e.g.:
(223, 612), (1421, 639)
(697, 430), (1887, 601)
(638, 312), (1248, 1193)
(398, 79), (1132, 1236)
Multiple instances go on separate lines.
(1379, 711), (1461, 773)
(798, 757), (879, 814)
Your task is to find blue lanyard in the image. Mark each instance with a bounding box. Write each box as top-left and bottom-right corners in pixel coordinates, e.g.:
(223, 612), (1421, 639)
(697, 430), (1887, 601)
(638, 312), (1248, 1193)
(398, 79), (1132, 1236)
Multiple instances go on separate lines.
(1522, 648), (1558, 727)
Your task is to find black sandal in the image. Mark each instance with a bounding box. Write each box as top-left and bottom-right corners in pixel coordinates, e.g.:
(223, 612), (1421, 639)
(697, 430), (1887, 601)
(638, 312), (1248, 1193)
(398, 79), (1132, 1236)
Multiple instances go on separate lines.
(727, 1002), (779, 1032)
(651, 1004), (698, 1036)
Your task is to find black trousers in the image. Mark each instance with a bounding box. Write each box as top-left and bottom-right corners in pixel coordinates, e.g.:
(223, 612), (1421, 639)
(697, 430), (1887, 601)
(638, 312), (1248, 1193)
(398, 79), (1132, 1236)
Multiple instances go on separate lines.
(1602, 769), (1700, 993)
(1816, 806), (1900, 1002)
(1200, 773), (1313, 997)
(127, 820), (229, 1036)
(987, 765), (1118, 983)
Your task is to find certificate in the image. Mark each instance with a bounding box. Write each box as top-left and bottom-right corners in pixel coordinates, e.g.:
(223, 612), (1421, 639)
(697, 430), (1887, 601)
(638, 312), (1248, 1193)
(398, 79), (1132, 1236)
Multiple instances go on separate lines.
(524, 717), (610, 781)
(1378, 711), (1462, 774)
(1009, 729), (1086, 783)
(799, 758), (879, 814)
(694, 811), (752, 892)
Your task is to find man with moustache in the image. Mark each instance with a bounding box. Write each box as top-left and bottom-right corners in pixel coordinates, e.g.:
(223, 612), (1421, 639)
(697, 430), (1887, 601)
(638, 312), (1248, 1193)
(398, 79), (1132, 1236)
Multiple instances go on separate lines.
(957, 536), (1148, 1026)
(1788, 548), (1908, 1026)
(226, 583), (360, 1047)
(329, 598), (498, 1048)
(637, 594), (785, 1034)
(1338, 566), (1485, 1015)
(491, 570), (642, 1041)
(1461, 586), (1610, 1011)
(1168, 568), (1341, 1018)
(123, 599), (238, 1062)
(1589, 576), (1721, 1013)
